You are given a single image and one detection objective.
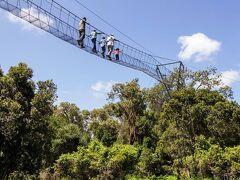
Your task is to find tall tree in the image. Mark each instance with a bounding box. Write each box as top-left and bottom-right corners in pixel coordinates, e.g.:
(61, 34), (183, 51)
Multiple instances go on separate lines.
(155, 87), (240, 161)
(55, 102), (84, 130)
(108, 79), (146, 145)
(0, 63), (56, 178)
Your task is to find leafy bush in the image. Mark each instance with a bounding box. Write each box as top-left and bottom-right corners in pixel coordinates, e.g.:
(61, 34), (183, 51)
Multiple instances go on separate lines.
(55, 140), (138, 179)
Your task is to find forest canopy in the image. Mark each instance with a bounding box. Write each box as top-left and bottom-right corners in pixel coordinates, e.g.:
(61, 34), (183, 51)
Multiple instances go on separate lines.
(0, 63), (239, 179)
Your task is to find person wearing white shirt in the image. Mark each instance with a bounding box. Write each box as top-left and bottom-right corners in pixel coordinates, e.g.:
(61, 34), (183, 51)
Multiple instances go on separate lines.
(90, 29), (102, 53)
(106, 34), (115, 59)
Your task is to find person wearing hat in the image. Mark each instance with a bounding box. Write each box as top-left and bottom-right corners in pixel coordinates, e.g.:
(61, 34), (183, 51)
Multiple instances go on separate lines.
(106, 34), (115, 59)
(99, 36), (106, 58)
(78, 17), (87, 48)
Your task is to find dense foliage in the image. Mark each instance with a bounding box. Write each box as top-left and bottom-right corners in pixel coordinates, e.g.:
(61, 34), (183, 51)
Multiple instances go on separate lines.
(0, 63), (239, 179)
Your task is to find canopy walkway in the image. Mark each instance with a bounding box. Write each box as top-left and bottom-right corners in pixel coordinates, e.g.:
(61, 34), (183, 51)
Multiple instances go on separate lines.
(0, 0), (184, 86)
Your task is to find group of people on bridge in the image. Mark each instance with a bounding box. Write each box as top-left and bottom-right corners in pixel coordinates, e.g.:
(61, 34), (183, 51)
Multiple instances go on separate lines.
(77, 17), (121, 61)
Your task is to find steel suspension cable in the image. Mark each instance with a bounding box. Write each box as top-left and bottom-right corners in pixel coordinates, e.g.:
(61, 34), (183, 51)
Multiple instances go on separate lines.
(72, 0), (158, 57)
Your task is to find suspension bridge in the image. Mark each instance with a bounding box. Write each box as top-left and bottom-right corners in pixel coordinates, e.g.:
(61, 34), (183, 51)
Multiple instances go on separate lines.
(0, 0), (184, 89)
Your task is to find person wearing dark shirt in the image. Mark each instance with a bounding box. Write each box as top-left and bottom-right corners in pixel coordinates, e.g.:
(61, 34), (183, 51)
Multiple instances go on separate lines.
(99, 36), (106, 58)
(114, 48), (121, 60)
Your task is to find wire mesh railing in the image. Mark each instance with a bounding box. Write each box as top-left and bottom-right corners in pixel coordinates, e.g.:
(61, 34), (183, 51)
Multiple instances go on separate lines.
(0, 0), (183, 84)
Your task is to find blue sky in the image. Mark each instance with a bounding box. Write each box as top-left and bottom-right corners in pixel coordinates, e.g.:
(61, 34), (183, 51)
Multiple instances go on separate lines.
(0, 0), (240, 110)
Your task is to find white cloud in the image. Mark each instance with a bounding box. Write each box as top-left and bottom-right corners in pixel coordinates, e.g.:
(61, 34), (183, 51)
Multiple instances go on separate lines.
(6, 12), (39, 32)
(178, 33), (221, 62)
(221, 70), (240, 86)
(91, 81), (116, 98)
(5, 7), (54, 33)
